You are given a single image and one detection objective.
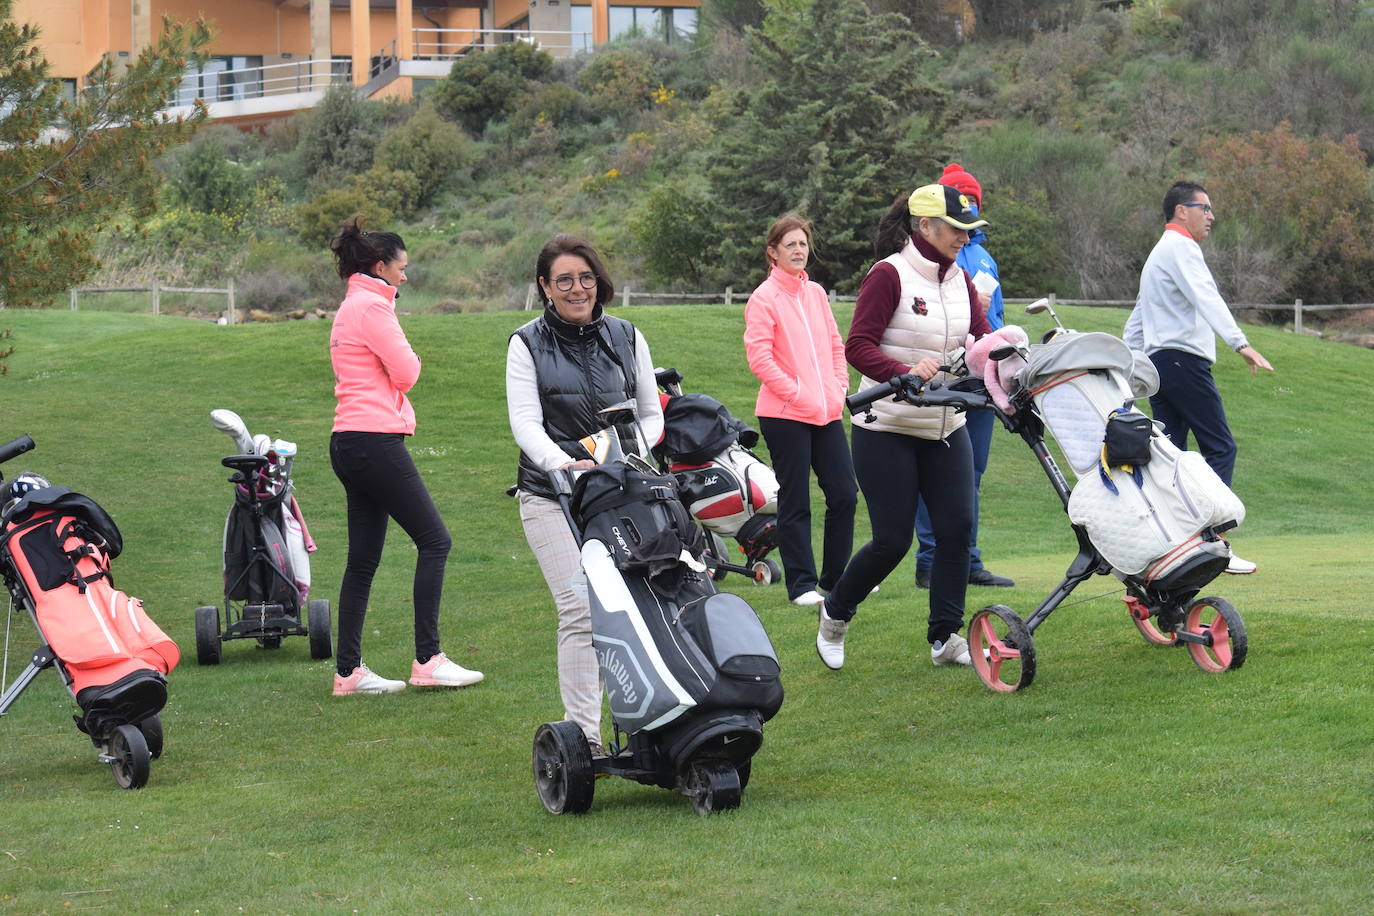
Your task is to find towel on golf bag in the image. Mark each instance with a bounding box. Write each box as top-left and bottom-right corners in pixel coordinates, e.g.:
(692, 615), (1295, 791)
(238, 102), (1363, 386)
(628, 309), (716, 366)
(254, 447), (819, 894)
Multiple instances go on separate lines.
(1067, 432), (1244, 582)
(1, 487), (179, 700)
(572, 463), (706, 596)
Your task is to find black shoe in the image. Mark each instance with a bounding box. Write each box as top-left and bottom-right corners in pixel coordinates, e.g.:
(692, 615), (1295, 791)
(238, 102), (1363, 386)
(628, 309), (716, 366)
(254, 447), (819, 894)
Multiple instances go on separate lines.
(969, 568), (1015, 587)
(915, 567), (931, 589)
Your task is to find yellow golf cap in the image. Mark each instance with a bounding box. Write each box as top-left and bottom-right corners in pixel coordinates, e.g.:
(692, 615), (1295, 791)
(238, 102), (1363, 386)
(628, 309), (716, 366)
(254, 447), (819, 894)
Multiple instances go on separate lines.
(908, 184), (988, 230)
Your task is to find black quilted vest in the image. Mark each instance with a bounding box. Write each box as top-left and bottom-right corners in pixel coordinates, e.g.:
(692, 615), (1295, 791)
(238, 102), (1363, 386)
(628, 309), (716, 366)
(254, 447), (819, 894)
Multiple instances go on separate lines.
(514, 304), (639, 499)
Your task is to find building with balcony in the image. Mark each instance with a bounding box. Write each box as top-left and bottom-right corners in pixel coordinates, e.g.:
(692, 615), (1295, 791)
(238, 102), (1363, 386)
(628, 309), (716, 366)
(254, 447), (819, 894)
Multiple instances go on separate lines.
(14, 1), (973, 127)
(14, 0), (703, 126)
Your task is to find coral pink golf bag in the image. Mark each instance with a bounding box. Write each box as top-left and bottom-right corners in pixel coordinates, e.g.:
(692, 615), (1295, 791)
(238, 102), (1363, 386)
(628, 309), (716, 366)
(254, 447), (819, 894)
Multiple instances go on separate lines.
(1, 435), (178, 789)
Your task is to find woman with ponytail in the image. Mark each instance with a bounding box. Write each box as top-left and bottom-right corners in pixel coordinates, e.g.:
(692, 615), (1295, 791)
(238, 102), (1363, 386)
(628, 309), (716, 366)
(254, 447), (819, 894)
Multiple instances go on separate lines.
(327, 217), (484, 696)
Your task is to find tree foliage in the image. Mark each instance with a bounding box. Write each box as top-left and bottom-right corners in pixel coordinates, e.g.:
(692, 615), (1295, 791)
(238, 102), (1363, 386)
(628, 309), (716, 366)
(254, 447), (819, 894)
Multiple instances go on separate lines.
(1199, 122), (1374, 303)
(698, 0), (954, 289)
(0, 1), (209, 305)
(431, 42), (555, 135)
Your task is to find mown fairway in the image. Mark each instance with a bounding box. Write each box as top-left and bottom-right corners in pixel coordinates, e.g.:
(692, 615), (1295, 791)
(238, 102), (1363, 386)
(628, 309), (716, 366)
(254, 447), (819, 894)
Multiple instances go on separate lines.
(1, 304), (1371, 913)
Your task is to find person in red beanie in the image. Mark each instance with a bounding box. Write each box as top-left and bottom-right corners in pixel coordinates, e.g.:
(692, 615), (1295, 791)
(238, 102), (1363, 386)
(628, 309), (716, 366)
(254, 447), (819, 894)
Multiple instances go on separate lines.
(912, 164), (1017, 591)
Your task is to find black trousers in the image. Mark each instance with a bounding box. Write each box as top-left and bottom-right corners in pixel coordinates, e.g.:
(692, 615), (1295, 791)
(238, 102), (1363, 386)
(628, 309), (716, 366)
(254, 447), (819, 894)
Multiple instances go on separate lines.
(758, 417), (857, 599)
(330, 431), (451, 675)
(1148, 350), (1237, 486)
(827, 424), (974, 645)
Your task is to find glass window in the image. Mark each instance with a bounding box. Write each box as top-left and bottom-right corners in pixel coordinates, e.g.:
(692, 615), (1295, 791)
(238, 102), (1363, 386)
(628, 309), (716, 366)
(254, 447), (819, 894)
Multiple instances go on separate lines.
(570, 6), (593, 52)
(635, 7), (666, 41)
(671, 8), (697, 43)
(608, 7), (634, 40)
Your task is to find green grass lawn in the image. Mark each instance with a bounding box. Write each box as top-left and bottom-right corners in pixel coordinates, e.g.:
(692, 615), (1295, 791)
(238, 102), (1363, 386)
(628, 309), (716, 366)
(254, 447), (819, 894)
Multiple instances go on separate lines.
(1, 305), (1371, 913)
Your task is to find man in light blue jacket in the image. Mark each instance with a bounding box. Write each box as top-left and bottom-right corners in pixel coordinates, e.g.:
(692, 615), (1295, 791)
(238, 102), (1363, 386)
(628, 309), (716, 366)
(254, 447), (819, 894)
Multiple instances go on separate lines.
(1124, 180), (1273, 574)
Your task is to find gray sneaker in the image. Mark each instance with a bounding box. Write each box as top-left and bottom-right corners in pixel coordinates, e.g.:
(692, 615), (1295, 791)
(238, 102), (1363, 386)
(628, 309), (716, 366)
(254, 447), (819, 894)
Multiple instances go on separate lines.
(816, 602), (848, 670)
(931, 632), (972, 667)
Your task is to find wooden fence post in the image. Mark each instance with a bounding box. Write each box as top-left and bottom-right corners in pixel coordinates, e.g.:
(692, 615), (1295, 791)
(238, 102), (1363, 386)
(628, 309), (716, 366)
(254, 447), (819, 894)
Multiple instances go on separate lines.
(622, 284), (631, 308)
(524, 283), (536, 310)
(227, 277), (236, 325)
(724, 286), (733, 306)
(151, 281), (160, 316)
(71, 289), (78, 311)
(1293, 298), (1303, 335)
(828, 288), (837, 304)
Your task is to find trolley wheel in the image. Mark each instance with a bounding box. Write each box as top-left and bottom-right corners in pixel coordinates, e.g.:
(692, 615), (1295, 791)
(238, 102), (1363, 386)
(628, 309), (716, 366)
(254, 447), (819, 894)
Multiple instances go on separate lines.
(686, 760), (741, 815)
(1131, 608), (1179, 646)
(750, 559), (782, 586)
(308, 599), (333, 660)
(109, 724), (150, 790)
(137, 714), (164, 760)
(968, 604), (1036, 693)
(735, 757), (752, 793)
(1183, 597), (1247, 673)
(257, 636), (283, 650)
(194, 606), (221, 666)
(532, 721), (595, 814)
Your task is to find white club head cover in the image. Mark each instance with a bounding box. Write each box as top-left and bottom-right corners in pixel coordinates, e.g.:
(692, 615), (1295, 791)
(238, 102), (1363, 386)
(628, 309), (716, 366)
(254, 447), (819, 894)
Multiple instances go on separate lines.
(210, 409), (254, 455)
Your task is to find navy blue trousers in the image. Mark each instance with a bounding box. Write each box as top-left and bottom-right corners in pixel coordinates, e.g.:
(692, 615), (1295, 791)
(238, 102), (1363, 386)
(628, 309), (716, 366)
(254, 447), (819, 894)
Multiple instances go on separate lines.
(757, 417), (857, 599)
(1147, 350), (1237, 486)
(827, 425), (974, 645)
(914, 408), (993, 571)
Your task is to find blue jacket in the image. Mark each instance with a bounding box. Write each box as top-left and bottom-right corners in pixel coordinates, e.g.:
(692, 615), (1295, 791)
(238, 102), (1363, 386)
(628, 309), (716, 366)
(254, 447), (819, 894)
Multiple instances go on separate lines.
(956, 227), (1003, 330)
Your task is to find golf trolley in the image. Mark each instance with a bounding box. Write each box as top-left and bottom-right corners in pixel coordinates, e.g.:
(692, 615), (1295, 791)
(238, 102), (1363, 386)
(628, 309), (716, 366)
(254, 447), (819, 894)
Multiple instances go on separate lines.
(532, 403), (783, 816)
(653, 367), (782, 587)
(2, 434), (178, 789)
(846, 314), (1248, 692)
(194, 410), (330, 664)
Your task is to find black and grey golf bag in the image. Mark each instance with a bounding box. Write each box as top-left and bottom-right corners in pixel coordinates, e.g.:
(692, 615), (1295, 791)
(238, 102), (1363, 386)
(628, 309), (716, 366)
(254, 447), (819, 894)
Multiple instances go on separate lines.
(568, 460), (783, 772)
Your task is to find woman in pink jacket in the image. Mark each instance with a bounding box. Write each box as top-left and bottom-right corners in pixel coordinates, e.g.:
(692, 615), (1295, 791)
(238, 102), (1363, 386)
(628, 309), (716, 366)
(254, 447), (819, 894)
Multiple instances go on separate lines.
(327, 218), (483, 696)
(744, 214), (857, 608)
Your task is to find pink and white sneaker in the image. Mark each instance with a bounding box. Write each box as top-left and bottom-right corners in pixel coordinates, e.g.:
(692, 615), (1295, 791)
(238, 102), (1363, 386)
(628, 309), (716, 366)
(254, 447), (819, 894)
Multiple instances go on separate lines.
(333, 665), (406, 696)
(409, 652), (484, 688)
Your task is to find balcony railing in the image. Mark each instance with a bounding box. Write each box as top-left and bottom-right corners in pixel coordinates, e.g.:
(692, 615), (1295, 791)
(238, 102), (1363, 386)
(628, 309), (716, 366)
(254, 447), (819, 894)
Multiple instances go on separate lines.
(168, 58), (352, 107)
(411, 28), (594, 59)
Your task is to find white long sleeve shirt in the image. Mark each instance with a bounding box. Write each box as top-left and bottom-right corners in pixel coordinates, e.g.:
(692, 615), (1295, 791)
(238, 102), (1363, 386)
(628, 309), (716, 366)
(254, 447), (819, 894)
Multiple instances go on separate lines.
(1124, 226), (1249, 363)
(505, 327), (664, 472)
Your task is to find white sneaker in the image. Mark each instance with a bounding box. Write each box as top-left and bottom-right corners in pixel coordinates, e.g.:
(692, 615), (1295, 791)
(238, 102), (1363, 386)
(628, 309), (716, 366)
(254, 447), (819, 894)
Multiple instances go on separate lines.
(791, 590), (824, 607)
(816, 601), (848, 670)
(409, 652), (485, 687)
(931, 633), (972, 667)
(1224, 553), (1257, 575)
(333, 665), (406, 696)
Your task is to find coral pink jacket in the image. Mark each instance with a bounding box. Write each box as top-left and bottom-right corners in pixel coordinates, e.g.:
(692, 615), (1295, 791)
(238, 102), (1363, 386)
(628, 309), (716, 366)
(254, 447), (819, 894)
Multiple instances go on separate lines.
(330, 272), (420, 434)
(744, 265), (849, 426)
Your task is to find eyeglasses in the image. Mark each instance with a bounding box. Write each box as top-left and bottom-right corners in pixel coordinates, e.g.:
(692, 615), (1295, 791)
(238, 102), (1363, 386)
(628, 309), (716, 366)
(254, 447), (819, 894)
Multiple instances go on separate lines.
(552, 272), (598, 292)
(1181, 203), (1213, 214)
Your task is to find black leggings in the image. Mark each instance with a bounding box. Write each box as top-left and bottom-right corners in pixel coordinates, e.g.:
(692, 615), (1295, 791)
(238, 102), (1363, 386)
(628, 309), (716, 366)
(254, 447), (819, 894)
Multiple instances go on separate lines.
(758, 417), (857, 599)
(827, 424), (974, 644)
(330, 431), (451, 675)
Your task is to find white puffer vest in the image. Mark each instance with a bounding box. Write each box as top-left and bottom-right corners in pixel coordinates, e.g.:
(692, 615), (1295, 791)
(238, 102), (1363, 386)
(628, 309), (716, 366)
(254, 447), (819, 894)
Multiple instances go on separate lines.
(855, 241), (972, 440)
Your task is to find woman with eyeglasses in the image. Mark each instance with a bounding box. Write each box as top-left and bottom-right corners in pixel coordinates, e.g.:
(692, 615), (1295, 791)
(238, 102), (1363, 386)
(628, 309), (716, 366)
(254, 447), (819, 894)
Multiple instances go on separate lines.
(743, 213), (857, 609)
(505, 233), (664, 754)
(328, 217), (484, 696)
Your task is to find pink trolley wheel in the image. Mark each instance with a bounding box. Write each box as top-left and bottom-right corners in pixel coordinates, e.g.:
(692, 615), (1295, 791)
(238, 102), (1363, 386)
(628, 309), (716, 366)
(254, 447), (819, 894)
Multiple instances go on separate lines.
(969, 604), (1036, 693)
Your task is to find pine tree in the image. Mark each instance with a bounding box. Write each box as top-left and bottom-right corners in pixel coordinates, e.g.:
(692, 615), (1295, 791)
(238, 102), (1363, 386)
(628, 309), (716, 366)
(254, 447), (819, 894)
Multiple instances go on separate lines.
(701, 0), (954, 290)
(0, 1), (209, 306)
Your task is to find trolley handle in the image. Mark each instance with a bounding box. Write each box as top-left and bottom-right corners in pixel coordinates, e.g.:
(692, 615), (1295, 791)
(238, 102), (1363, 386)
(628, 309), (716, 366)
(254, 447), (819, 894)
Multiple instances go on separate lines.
(846, 375), (991, 423)
(0, 435), (35, 468)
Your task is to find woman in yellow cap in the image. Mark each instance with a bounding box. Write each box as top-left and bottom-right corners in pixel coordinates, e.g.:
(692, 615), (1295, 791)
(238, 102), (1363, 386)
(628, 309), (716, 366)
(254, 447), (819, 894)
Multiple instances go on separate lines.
(812, 185), (993, 672)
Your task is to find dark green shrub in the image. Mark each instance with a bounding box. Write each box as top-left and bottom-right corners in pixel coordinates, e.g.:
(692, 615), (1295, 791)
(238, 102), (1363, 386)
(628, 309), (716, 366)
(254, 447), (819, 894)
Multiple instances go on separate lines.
(431, 42), (555, 134)
(374, 104), (476, 206)
(292, 188), (394, 248)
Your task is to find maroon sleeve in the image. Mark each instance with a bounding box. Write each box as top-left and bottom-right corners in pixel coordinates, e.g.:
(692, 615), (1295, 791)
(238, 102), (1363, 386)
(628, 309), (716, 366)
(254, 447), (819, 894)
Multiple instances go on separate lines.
(845, 262), (912, 382)
(964, 268), (991, 340)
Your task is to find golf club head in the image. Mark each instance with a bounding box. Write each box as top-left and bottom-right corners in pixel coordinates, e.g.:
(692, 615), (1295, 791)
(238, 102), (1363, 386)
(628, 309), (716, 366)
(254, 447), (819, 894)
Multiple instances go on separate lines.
(210, 409), (254, 455)
(1025, 297), (1065, 330)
